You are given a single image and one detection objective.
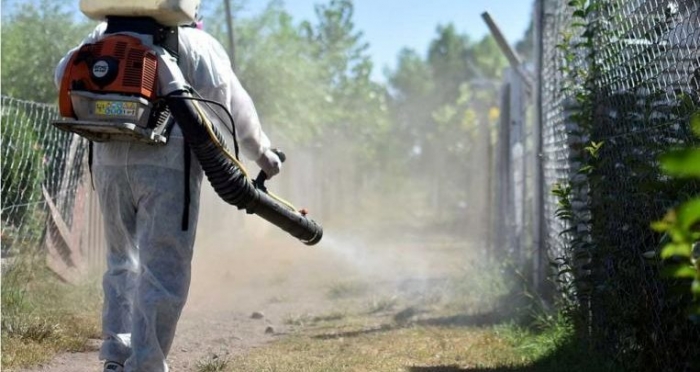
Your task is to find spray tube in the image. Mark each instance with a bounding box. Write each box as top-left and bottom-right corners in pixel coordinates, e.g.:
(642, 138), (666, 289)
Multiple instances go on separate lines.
(156, 49), (323, 245)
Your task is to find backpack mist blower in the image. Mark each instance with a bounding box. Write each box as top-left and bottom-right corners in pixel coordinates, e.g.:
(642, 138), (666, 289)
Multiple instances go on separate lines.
(52, 15), (322, 246)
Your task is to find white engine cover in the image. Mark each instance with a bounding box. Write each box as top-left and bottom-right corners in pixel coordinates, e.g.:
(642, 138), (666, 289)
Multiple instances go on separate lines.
(79, 0), (199, 26)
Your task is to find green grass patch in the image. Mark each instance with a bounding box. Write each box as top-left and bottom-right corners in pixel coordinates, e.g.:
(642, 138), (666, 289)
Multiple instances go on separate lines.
(1, 258), (102, 369)
(494, 314), (622, 372)
(445, 259), (514, 314)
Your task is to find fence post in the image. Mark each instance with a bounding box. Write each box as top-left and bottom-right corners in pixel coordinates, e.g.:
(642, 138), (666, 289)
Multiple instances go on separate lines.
(532, 0), (546, 296)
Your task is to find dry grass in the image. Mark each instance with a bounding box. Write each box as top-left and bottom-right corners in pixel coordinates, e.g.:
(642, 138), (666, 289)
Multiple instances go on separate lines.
(215, 309), (618, 372)
(1, 262), (102, 369)
(196, 352), (231, 372)
(1, 313), (99, 368)
(229, 325), (525, 371)
(211, 247), (618, 372)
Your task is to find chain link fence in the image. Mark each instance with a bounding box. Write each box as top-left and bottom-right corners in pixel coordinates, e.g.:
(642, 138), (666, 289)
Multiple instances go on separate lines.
(491, 0), (700, 369)
(1, 95), (105, 280)
(495, 0), (700, 368)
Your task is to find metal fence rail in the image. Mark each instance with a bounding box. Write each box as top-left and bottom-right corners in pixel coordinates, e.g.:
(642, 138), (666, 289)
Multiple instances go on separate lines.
(492, 68), (533, 271)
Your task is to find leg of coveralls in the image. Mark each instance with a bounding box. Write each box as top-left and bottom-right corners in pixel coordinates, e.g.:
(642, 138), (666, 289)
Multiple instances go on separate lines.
(95, 165), (139, 365)
(123, 161), (203, 372)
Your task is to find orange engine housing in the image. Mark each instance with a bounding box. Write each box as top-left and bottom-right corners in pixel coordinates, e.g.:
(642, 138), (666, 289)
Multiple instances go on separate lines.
(59, 35), (159, 118)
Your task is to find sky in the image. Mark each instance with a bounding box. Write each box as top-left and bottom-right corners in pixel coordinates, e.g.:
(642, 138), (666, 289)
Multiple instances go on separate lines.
(238, 0), (534, 81)
(3, 0), (534, 82)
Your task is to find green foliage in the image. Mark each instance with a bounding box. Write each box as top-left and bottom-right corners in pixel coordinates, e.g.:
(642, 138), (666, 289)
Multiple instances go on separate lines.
(387, 47), (435, 153)
(550, 0), (600, 309)
(232, 2), (331, 142)
(661, 148), (700, 178)
(386, 21), (506, 226)
(550, 0), (700, 369)
(205, 0), (391, 163)
(660, 113), (700, 178)
(428, 24), (473, 101)
(653, 111), (700, 319)
(471, 35), (510, 80)
(495, 313), (621, 372)
(496, 314), (573, 362)
(300, 0), (390, 154)
(1, 0), (96, 103)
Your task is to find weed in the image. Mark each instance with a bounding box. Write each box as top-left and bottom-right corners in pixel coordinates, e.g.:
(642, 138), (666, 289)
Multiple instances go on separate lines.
(494, 313), (621, 372)
(1, 259), (101, 369)
(445, 259), (512, 314)
(195, 353), (231, 372)
(2, 316), (58, 342)
(495, 313), (572, 360)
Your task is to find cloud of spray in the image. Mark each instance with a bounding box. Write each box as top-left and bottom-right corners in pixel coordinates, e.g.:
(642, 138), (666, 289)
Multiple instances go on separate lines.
(315, 232), (430, 281)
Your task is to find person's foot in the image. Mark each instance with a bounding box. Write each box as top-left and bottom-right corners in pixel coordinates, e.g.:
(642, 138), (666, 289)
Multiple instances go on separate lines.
(103, 361), (123, 372)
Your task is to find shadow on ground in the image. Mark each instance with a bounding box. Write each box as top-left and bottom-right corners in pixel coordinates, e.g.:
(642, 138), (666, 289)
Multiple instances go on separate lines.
(303, 305), (623, 372)
(311, 324), (394, 340)
(312, 311), (505, 340)
(413, 312), (503, 327)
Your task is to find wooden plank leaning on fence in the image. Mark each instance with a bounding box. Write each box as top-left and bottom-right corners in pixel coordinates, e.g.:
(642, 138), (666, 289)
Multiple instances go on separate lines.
(43, 134), (106, 283)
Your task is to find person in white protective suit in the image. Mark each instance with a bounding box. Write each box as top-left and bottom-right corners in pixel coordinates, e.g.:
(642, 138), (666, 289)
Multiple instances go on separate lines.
(54, 14), (282, 372)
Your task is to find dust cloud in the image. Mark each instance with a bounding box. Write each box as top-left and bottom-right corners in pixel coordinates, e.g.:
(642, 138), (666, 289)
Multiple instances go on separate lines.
(185, 127), (502, 326)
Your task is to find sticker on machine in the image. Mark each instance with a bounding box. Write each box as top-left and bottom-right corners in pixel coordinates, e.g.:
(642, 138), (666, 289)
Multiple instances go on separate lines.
(92, 60), (109, 78)
(95, 101), (138, 117)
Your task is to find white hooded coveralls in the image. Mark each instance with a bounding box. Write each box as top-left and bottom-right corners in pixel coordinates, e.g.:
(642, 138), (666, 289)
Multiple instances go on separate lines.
(55, 23), (272, 372)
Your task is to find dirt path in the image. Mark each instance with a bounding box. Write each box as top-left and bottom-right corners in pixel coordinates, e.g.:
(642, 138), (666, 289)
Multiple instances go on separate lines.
(17, 217), (344, 371)
(15, 194), (473, 372)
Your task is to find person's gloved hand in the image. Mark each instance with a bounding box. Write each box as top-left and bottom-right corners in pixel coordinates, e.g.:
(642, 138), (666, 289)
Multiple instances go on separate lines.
(255, 148), (282, 179)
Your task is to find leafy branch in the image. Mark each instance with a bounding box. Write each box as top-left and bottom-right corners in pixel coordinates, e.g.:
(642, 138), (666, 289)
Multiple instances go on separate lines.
(652, 112), (700, 319)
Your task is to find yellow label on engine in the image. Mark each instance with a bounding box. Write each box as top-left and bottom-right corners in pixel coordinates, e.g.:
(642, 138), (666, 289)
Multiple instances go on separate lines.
(95, 101), (137, 117)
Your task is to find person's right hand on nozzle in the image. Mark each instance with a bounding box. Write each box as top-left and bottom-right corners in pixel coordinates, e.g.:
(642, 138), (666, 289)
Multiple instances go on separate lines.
(255, 148), (282, 179)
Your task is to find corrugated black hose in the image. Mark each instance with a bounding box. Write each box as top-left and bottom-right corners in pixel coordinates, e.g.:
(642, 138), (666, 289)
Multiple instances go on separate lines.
(165, 93), (323, 245)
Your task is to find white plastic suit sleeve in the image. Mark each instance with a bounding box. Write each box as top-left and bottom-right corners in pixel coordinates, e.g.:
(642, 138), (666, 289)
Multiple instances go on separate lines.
(177, 27), (272, 161)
